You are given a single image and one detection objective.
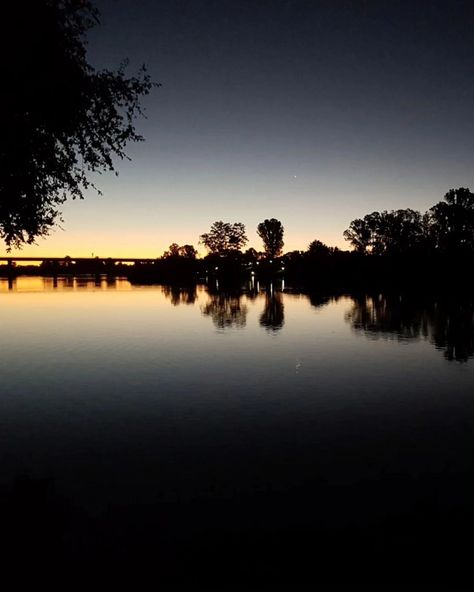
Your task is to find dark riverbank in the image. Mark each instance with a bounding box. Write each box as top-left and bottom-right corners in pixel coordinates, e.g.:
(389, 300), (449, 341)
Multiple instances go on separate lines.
(3, 250), (473, 294)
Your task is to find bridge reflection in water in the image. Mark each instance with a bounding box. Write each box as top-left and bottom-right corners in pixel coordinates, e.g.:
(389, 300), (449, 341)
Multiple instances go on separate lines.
(0, 275), (133, 292)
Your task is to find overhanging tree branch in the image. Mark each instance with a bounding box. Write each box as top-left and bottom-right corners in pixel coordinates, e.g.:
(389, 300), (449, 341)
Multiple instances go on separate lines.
(0, 0), (158, 249)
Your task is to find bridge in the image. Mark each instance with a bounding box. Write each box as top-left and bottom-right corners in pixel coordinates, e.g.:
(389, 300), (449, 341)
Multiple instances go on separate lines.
(0, 256), (160, 278)
(0, 256), (157, 265)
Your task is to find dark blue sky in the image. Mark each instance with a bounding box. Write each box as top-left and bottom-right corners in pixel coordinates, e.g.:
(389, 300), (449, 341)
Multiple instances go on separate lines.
(26, 0), (474, 256)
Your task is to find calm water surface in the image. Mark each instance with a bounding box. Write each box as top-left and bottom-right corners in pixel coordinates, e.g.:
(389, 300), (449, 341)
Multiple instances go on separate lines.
(0, 277), (472, 586)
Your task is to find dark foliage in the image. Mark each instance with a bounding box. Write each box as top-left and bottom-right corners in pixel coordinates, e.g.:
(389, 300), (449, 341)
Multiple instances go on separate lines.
(428, 187), (474, 252)
(0, 0), (155, 248)
(343, 188), (474, 257)
(200, 221), (248, 255)
(343, 209), (426, 255)
(163, 243), (198, 259)
(257, 218), (284, 259)
(306, 239), (334, 257)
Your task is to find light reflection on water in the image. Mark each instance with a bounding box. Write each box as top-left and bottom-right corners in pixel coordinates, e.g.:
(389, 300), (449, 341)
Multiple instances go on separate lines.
(0, 277), (472, 585)
(0, 275), (133, 292)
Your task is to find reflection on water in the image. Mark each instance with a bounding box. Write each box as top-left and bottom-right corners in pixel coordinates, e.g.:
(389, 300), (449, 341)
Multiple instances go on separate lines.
(346, 294), (428, 341)
(151, 282), (474, 362)
(201, 291), (248, 329)
(347, 293), (474, 362)
(0, 277), (472, 586)
(2, 276), (473, 362)
(0, 275), (132, 292)
(259, 290), (284, 331)
(161, 284), (197, 306)
(308, 293), (333, 309)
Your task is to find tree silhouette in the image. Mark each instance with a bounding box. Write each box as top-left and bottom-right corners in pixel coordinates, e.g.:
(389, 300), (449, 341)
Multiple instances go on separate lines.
(163, 243), (197, 259)
(200, 221), (248, 255)
(307, 239), (333, 257)
(163, 243), (181, 258)
(243, 247), (260, 264)
(0, 1), (155, 249)
(343, 209), (425, 255)
(343, 215), (375, 253)
(179, 244), (198, 259)
(257, 218), (284, 259)
(428, 188), (474, 252)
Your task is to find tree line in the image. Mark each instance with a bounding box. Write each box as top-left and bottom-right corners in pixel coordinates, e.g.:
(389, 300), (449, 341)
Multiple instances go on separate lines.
(145, 186), (474, 290)
(154, 218), (284, 262)
(343, 188), (474, 256)
(159, 187), (474, 263)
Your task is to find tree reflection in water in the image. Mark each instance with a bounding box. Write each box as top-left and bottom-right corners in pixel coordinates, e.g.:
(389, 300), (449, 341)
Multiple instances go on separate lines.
(162, 285), (197, 306)
(201, 292), (248, 329)
(347, 294), (474, 362)
(259, 288), (284, 332)
(431, 300), (474, 361)
(200, 285), (334, 333)
(308, 293), (333, 309)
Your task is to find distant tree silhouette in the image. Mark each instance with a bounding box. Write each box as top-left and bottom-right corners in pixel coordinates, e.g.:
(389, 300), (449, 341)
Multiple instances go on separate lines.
(284, 250), (304, 262)
(343, 216), (375, 253)
(344, 209), (425, 255)
(163, 243), (181, 258)
(307, 239), (333, 257)
(383, 209), (425, 254)
(200, 221), (248, 255)
(343, 189), (474, 260)
(179, 244), (198, 259)
(163, 243), (197, 259)
(257, 219), (284, 259)
(428, 188), (474, 252)
(243, 247), (260, 264)
(0, 1), (155, 249)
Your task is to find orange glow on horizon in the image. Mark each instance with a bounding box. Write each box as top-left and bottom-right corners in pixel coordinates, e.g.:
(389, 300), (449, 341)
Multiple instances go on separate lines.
(2, 234), (348, 260)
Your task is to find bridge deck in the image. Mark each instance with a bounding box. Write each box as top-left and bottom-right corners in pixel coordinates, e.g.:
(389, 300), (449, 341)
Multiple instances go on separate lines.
(0, 257), (157, 263)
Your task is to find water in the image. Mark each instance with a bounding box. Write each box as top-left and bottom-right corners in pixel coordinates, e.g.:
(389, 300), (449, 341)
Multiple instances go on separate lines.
(0, 277), (472, 586)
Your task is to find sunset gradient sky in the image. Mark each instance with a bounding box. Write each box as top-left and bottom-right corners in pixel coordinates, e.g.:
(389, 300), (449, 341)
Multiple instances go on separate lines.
(11, 0), (474, 258)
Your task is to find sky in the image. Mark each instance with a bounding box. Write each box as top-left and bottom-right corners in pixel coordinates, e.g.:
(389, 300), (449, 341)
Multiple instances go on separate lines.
(14, 0), (474, 258)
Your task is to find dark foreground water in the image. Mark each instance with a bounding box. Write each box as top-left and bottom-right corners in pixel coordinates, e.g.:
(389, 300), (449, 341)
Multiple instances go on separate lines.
(0, 277), (472, 587)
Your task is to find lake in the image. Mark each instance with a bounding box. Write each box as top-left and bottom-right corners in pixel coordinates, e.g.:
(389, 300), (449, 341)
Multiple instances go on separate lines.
(0, 276), (472, 587)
